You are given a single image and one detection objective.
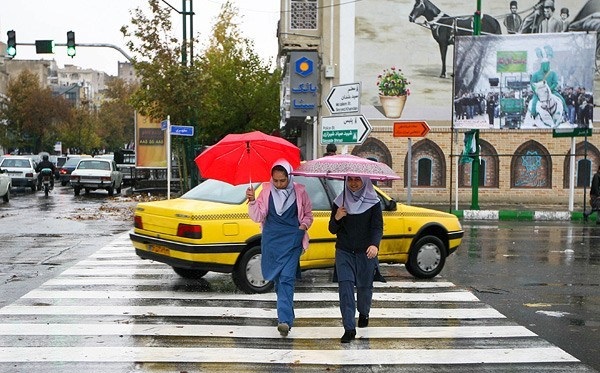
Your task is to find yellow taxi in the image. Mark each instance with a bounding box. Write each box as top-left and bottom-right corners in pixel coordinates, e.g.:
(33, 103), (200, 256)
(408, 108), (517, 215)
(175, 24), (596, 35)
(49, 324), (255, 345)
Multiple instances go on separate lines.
(130, 176), (463, 293)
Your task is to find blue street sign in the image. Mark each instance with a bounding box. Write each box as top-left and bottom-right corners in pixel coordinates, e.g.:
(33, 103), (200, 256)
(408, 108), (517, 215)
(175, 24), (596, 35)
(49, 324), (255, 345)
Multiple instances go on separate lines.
(160, 120), (168, 131)
(170, 125), (194, 136)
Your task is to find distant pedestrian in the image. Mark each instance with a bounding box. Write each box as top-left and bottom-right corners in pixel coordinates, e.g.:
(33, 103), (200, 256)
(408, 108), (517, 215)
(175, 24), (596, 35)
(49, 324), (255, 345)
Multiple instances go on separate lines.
(324, 143), (337, 157)
(586, 165), (600, 223)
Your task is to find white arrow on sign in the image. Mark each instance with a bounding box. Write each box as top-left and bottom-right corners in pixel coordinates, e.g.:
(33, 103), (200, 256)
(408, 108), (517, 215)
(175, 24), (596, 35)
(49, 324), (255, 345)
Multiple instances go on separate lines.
(321, 115), (372, 145)
(324, 82), (361, 115)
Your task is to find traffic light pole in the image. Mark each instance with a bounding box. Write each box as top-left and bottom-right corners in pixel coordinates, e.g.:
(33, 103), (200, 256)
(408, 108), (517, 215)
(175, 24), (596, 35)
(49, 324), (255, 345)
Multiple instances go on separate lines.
(8, 42), (132, 62)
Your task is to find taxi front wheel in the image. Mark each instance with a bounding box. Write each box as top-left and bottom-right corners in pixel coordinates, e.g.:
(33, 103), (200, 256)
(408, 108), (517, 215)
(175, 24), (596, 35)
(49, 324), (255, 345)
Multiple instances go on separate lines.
(405, 235), (446, 279)
(232, 245), (274, 294)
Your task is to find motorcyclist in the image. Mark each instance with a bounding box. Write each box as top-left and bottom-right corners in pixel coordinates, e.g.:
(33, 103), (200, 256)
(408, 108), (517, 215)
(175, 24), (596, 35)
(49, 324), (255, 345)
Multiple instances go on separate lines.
(36, 154), (56, 190)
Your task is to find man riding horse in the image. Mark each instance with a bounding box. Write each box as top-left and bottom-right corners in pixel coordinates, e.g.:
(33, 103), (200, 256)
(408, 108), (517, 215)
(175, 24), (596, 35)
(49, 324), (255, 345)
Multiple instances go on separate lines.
(529, 45), (568, 126)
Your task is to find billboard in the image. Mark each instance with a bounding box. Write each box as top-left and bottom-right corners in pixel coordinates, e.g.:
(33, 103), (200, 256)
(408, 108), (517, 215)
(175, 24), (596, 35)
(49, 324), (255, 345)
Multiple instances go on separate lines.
(454, 32), (596, 130)
(355, 0), (600, 126)
(135, 113), (167, 168)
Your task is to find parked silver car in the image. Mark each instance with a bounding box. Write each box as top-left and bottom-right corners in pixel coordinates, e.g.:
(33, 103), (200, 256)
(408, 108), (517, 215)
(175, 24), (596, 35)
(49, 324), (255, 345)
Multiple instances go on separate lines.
(0, 156), (38, 192)
(70, 158), (123, 196)
(0, 169), (11, 202)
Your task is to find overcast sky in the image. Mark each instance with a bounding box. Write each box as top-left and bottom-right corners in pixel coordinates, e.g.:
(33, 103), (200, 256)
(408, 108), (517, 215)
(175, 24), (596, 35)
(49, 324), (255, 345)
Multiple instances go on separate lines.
(1, 0), (279, 76)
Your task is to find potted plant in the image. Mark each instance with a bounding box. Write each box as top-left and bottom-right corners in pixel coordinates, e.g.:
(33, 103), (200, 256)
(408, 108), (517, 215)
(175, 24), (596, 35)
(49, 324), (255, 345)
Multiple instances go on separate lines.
(377, 67), (410, 118)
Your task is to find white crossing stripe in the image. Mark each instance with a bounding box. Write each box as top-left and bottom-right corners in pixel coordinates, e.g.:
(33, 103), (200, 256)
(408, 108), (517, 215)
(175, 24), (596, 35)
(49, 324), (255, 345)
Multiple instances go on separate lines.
(0, 346), (578, 364)
(42, 277), (456, 288)
(0, 323), (536, 338)
(0, 305), (504, 319)
(21, 289), (479, 302)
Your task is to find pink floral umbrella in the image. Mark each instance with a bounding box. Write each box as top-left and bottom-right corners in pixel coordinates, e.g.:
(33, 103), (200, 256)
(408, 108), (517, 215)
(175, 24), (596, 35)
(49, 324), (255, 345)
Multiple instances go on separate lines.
(291, 154), (400, 181)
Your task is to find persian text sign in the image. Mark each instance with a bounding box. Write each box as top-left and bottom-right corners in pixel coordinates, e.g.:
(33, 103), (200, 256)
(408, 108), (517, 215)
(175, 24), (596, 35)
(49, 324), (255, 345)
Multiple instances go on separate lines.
(321, 115), (372, 145)
(324, 83), (361, 114)
(393, 121), (430, 137)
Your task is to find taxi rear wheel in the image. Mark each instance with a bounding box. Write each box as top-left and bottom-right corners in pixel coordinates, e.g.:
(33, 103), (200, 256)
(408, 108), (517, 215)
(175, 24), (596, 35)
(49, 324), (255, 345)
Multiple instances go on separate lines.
(405, 235), (446, 279)
(172, 267), (208, 279)
(232, 245), (274, 294)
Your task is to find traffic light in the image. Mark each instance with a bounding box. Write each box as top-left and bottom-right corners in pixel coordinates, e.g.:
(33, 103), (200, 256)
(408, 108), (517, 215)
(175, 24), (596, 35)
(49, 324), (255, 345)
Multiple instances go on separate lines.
(6, 30), (16, 57)
(66, 31), (76, 57)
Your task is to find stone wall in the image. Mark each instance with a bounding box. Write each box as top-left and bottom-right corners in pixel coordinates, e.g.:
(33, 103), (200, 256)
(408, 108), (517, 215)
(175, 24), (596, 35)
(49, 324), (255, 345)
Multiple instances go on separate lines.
(351, 124), (600, 209)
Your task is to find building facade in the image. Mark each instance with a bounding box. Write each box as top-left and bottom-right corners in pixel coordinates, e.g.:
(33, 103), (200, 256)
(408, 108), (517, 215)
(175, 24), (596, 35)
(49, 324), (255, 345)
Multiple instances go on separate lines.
(276, 0), (600, 209)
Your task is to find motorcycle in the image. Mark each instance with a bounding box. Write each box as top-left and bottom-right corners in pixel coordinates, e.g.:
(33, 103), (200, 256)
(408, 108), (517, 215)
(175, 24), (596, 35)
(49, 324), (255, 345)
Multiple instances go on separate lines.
(40, 168), (53, 197)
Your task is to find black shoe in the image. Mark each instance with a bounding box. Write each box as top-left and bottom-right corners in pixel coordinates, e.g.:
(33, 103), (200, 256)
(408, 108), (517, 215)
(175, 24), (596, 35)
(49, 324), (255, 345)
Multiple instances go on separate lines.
(358, 314), (369, 328)
(277, 323), (289, 337)
(340, 329), (356, 343)
(373, 272), (387, 283)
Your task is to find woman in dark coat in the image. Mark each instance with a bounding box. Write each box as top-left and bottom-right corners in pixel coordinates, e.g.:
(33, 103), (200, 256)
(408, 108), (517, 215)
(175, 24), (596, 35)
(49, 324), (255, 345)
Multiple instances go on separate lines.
(328, 176), (383, 343)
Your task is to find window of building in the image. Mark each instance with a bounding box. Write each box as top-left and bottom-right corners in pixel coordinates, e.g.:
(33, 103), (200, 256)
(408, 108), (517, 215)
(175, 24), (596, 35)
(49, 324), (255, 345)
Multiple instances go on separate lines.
(405, 139), (446, 188)
(577, 158), (592, 188)
(417, 158), (432, 186)
(290, 0), (318, 30)
(562, 142), (600, 188)
(511, 140), (551, 188)
(458, 139), (499, 188)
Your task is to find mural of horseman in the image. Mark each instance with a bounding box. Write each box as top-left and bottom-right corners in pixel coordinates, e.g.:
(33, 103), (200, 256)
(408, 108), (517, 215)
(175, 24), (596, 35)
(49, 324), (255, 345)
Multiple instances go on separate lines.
(408, 0), (502, 78)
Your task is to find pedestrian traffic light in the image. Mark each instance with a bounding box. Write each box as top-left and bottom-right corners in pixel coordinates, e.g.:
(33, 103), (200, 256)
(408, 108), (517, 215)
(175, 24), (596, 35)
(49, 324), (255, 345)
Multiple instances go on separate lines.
(6, 30), (16, 57)
(66, 31), (76, 57)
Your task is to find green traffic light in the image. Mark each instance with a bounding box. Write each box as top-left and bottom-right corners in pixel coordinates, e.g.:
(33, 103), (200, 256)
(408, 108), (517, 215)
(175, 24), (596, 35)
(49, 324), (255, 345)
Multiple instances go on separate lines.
(66, 30), (76, 57)
(6, 30), (16, 57)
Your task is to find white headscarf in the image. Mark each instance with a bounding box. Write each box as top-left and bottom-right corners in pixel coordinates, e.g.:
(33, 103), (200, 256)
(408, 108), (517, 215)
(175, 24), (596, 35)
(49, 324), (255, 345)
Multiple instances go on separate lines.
(333, 176), (379, 215)
(270, 159), (296, 216)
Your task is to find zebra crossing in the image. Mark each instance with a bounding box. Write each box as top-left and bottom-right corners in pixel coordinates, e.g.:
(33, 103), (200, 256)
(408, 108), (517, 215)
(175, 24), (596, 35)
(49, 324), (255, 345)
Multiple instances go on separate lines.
(0, 233), (593, 372)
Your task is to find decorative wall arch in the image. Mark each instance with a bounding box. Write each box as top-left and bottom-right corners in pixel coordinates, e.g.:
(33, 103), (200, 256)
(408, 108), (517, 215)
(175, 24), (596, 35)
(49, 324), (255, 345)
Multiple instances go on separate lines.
(458, 139), (499, 188)
(563, 142), (600, 188)
(404, 139), (446, 188)
(352, 137), (394, 187)
(511, 140), (552, 188)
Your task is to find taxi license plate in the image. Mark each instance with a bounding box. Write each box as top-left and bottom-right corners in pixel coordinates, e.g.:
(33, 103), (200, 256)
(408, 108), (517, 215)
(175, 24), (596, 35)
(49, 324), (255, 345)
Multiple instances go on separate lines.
(148, 244), (171, 256)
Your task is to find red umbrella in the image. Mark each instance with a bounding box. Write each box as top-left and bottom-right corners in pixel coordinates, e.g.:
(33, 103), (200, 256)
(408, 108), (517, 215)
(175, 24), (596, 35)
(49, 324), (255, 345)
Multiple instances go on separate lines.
(194, 131), (301, 185)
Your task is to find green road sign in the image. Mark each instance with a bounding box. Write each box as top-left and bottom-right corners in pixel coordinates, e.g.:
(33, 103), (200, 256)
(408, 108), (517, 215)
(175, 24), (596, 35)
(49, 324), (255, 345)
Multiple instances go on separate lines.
(322, 129), (358, 143)
(552, 127), (592, 138)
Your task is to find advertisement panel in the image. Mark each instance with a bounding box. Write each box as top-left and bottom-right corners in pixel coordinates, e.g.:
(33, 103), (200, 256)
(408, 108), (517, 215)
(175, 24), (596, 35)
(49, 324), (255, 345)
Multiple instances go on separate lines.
(454, 32), (595, 129)
(135, 113), (167, 168)
(355, 0), (599, 126)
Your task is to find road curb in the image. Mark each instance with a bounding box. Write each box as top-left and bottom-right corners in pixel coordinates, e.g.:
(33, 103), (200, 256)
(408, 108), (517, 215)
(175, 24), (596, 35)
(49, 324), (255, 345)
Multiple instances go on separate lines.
(452, 210), (598, 222)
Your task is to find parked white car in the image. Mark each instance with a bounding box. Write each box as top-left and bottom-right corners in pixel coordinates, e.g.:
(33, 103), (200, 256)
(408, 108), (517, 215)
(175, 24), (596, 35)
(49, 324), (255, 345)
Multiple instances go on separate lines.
(0, 169), (11, 202)
(70, 158), (123, 196)
(0, 156), (38, 192)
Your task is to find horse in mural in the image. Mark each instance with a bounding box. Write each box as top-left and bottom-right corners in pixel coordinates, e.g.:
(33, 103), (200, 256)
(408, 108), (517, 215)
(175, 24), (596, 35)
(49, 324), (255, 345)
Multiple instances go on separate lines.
(408, 0), (502, 78)
(527, 80), (566, 128)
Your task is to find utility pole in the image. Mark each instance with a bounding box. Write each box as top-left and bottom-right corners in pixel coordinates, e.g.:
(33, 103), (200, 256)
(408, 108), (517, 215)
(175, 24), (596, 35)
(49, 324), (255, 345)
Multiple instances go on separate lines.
(470, 0), (482, 210)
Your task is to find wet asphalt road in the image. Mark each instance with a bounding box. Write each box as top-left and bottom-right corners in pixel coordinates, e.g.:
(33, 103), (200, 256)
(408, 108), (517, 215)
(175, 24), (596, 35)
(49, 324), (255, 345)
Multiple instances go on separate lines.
(0, 185), (599, 371)
(443, 220), (600, 371)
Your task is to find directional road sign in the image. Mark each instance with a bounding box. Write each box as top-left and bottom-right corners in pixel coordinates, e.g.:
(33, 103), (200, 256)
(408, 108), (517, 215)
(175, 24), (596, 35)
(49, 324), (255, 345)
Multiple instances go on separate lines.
(552, 127), (592, 138)
(170, 125), (194, 137)
(321, 115), (372, 145)
(393, 120), (430, 137)
(324, 83), (361, 115)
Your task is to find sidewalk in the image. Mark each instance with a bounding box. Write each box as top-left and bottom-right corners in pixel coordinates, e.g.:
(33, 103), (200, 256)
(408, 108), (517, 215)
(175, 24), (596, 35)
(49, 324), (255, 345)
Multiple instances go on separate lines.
(414, 202), (598, 222)
(452, 209), (597, 222)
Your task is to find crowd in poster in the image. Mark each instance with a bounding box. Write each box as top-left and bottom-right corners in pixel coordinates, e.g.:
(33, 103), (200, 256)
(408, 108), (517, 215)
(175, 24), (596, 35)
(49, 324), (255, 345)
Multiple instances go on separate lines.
(453, 32), (596, 130)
